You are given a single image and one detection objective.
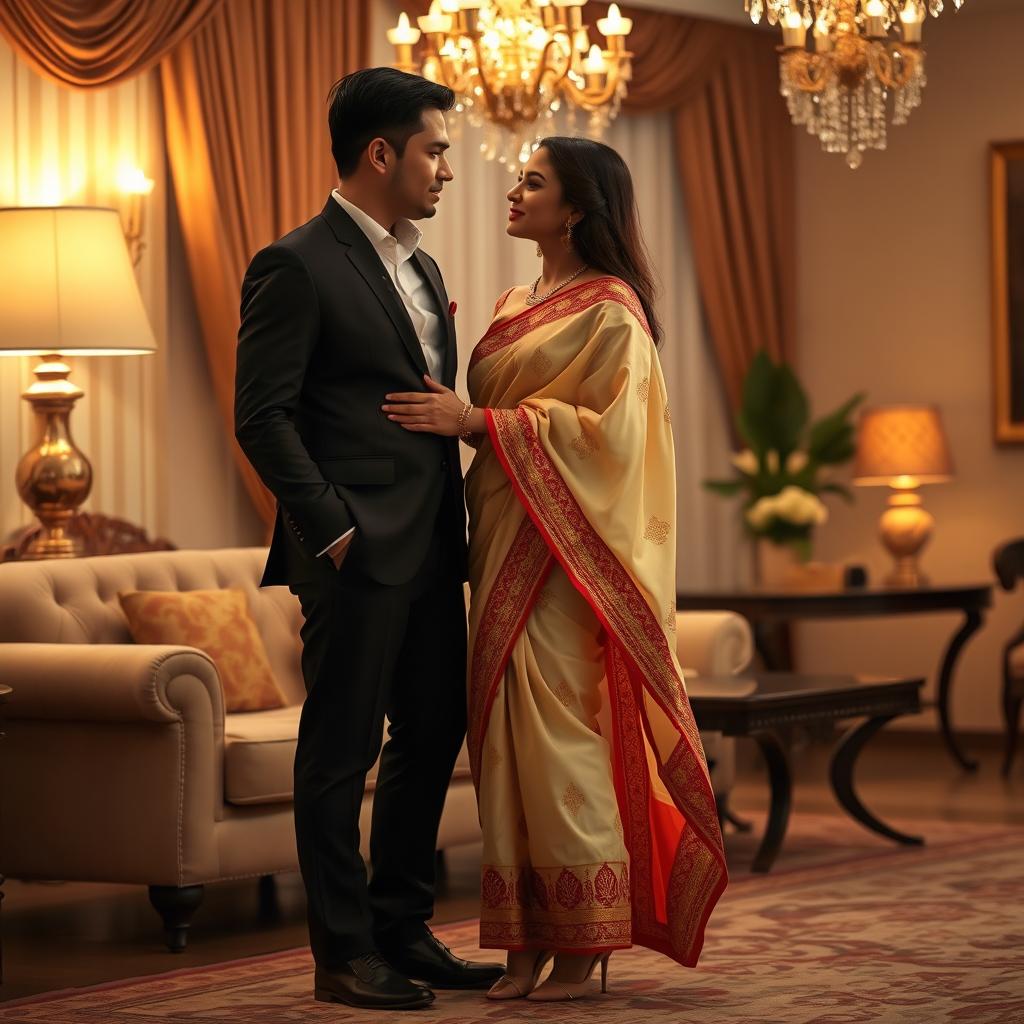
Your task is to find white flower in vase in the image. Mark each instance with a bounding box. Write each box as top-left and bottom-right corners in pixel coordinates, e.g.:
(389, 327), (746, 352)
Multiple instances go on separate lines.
(785, 450), (809, 474)
(730, 449), (759, 476)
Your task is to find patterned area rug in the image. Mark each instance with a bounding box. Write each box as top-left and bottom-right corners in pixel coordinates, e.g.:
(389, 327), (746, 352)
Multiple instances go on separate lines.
(3, 818), (1023, 1023)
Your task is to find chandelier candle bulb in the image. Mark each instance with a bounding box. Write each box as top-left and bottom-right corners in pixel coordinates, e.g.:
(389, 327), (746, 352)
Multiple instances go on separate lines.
(864, 0), (888, 37)
(900, 1), (923, 41)
(781, 9), (808, 47)
(813, 16), (833, 50)
(553, 0), (586, 32)
(387, 11), (421, 69)
(597, 4), (632, 37)
(459, 0), (482, 34)
(439, 0), (466, 34)
(387, 11), (421, 44)
(583, 44), (607, 88)
(418, 1), (453, 35)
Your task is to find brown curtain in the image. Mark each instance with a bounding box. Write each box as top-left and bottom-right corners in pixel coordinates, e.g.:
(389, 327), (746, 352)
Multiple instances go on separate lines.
(674, 34), (795, 413)
(161, 0), (369, 528)
(0, 0), (223, 87)
(595, 5), (795, 414)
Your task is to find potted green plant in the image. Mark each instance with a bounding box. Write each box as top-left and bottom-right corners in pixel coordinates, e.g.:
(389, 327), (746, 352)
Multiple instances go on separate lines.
(704, 351), (864, 584)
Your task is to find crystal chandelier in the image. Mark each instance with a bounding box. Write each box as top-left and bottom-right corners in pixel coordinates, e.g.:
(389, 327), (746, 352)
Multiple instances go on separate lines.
(745, 0), (967, 168)
(387, 1), (633, 169)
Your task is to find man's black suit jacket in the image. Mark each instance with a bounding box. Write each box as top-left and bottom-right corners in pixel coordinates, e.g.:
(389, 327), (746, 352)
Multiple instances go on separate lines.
(235, 197), (467, 588)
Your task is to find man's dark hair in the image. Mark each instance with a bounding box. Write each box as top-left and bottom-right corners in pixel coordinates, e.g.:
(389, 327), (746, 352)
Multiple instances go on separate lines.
(327, 68), (455, 178)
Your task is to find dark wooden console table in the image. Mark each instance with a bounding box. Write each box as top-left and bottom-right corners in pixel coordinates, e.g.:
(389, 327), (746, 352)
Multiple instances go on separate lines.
(677, 584), (992, 772)
(688, 672), (924, 873)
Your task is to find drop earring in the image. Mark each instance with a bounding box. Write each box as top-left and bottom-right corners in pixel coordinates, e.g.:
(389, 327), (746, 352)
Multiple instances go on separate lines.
(561, 216), (574, 251)
(536, 243), (543, 258)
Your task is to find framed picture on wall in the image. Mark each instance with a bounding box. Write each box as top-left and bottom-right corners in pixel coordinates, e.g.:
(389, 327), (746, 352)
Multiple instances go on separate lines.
(991, 141), (1024, 444)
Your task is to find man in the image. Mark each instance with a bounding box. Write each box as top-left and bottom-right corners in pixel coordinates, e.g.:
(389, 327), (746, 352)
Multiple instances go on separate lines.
(234, 67), (502, 1011)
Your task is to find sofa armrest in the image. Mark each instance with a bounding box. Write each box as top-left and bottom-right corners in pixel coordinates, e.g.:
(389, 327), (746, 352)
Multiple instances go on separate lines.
(0, 644), (227, 883)
(675, 611), (754, 678)
(0, 643), (224, 725)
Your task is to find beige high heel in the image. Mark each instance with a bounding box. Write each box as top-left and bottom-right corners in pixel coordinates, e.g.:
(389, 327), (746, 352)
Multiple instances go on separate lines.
(486, 950), (554, 1000)
(526, 952), (612, 1001)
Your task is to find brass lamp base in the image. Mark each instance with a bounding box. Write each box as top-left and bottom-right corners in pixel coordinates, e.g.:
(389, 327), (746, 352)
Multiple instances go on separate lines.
(14, 354), (93, 560)
(878, 488), (933, 588)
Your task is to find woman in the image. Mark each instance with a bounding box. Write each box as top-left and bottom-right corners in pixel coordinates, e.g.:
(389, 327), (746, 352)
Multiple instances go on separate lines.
(382, 137), (726, 1002)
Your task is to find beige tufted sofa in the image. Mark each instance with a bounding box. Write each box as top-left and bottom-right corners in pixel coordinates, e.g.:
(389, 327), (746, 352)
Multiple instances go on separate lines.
(0, 547), (751, 951)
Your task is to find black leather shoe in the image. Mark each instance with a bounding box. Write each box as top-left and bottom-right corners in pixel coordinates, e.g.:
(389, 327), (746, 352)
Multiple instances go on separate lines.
(314, 954), (435, 1010)
(381, 930), (506, 990)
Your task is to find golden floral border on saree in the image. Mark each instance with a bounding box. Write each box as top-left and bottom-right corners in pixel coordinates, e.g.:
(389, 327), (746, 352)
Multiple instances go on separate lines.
(482, 404), (727, 967)
(469, 277), (650, 372)
(479, 862), (632, 952)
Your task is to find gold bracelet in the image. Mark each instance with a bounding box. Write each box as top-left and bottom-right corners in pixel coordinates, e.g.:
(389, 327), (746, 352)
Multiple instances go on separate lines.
(457, 401), (475, 442)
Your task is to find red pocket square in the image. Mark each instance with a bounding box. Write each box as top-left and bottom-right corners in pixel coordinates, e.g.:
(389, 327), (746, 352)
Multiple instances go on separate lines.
(448, 300), (458, 317)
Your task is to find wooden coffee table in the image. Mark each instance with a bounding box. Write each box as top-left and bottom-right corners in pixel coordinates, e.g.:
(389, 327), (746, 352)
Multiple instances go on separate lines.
(687, 672), (925, 873)
(676, 584), (992, 771)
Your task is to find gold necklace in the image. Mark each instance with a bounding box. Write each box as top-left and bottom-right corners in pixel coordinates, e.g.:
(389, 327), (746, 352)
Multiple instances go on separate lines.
(525, 264), (589, 306)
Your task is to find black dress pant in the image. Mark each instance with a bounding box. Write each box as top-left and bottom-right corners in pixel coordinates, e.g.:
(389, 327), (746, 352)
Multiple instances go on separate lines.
(289, 509), (467, 967)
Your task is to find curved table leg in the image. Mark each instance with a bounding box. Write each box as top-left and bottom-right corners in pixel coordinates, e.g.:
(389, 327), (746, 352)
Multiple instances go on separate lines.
(830, 715), (924, 846)
(937, 610), (984, 772)
(1001, 655), (1023, 778)
(724, 808), (754, 834)
(750, 731), (792, 873)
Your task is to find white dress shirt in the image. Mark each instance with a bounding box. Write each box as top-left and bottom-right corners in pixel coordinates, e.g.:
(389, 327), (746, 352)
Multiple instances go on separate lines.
(318, 191), (446, 558)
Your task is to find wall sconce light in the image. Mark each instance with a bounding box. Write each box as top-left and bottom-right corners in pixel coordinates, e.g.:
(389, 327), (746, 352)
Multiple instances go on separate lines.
(116, 165), (154, 266)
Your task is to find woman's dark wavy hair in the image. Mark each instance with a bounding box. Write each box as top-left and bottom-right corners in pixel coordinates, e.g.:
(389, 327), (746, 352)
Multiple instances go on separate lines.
(537, 136), (661, 345)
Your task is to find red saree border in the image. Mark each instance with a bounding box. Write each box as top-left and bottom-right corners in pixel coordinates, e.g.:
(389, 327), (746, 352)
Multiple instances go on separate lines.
(482, 405), (728, 968)
(469, 276), (651, 372)
(479, 861), (632, 951)
(467, 515), (553, 788)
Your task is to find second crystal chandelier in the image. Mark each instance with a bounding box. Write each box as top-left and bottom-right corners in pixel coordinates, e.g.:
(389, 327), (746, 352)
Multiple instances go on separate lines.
(746, 0), (967, 169)
(387, 1), (634, 169)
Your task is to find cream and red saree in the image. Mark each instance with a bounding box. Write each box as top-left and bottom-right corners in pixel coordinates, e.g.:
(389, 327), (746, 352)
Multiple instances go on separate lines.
(465, 276), (727, 968)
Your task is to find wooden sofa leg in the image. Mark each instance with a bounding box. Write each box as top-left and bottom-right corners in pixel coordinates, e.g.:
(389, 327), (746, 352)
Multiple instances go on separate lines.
(148, 884), (204, 952)
(258, 874), (281, 922)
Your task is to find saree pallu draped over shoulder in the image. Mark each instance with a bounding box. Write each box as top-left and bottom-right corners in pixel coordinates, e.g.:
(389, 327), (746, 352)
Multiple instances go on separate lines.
(465, 277), (727, 968)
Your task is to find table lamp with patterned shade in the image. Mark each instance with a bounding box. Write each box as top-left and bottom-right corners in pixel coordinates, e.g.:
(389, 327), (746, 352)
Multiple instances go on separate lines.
(853, 405), (954, 587)
(0, 207), (156, 559)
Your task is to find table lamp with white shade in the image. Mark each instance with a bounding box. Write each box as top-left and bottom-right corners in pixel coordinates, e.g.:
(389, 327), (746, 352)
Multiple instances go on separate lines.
(0, 206), (156, 559)
(853, 404), (954, 588)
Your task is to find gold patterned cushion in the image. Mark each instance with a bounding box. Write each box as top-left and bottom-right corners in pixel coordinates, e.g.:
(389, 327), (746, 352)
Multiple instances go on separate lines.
(118, 588), (287, 713)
